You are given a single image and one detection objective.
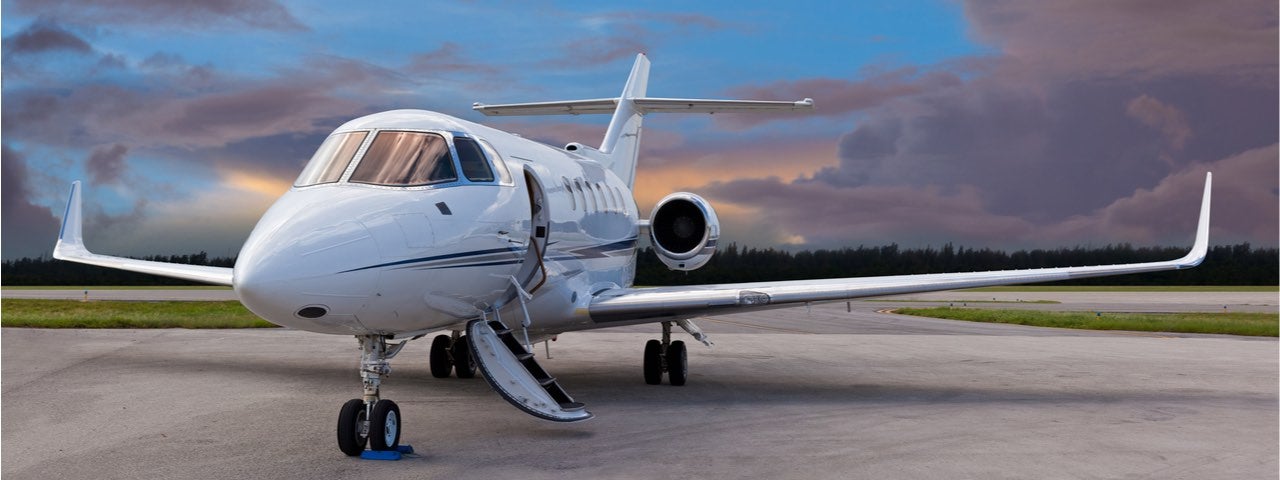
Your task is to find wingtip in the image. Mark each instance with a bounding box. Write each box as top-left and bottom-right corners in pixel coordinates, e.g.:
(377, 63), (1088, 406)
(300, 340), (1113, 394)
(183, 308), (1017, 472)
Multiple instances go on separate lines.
(1179, 171), (1213, 268)
(55, 180), (85, 256)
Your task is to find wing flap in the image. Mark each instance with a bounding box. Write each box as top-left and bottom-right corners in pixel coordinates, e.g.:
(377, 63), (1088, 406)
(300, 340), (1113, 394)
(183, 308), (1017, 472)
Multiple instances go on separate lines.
(52, 182), (235, 286)
(591, 173), (1211, 324)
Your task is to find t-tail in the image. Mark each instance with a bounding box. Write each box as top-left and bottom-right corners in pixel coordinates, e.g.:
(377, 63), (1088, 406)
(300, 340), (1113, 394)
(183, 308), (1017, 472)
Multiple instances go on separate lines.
(473, 53), (814, 187)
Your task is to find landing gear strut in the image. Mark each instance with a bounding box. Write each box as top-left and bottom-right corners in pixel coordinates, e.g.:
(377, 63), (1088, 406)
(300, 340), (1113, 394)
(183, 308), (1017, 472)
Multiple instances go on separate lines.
(643, 322), (687, 386)
(337, 335), (406, 456)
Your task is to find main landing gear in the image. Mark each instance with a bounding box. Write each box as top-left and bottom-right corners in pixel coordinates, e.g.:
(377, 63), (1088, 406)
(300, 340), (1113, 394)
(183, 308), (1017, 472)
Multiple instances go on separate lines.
(643, 321), (688, 386)
(337, 335), (408, 456)
(429, 333), (476, 379)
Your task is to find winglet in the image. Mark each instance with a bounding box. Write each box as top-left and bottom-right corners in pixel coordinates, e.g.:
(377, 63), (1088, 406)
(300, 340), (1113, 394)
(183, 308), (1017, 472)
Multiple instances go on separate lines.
(1177, 172), (1212, 268)
(50, 181), (235, 286)
(53, 181), (85, 259)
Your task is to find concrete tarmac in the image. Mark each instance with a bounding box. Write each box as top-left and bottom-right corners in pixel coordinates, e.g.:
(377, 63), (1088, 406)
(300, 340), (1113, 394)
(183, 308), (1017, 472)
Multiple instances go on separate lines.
(2, 299), (1277, 479)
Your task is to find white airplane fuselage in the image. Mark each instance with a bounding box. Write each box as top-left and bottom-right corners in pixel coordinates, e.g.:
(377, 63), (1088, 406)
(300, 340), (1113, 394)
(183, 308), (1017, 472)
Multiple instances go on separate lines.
(234, 110), (639, 336)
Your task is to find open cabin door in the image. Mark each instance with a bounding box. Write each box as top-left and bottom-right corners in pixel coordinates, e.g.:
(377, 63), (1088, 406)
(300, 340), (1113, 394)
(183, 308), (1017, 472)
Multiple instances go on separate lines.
(512, 168), (550, 294)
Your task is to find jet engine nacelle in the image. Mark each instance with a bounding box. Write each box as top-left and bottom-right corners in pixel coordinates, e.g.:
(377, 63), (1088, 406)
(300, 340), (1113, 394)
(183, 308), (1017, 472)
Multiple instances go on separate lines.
(647, 192), (719, 271)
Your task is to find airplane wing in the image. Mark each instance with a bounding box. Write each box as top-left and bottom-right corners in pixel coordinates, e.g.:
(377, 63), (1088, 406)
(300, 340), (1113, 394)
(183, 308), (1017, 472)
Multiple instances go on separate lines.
(52, 181), (235, 286)
(590, 173), (1212, 324)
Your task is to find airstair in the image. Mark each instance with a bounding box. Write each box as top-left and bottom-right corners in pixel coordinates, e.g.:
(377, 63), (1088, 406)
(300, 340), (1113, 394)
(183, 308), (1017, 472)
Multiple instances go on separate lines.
(467, 319), (592, 422)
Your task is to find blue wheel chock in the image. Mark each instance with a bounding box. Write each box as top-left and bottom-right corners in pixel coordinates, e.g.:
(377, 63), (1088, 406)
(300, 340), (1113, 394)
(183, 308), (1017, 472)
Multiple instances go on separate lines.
(359, 445), (414, 460)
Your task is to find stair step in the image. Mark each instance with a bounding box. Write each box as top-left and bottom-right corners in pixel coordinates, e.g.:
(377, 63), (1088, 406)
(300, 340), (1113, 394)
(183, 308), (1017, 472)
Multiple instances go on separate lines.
(559, 402), (586, 412)
(537, 376), (556, 387)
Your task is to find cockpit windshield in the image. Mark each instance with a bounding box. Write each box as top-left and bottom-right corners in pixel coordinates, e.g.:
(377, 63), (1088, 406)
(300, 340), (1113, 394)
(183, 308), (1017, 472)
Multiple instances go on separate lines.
(350, 131), (457, 187)
(294, 131), (367, 187)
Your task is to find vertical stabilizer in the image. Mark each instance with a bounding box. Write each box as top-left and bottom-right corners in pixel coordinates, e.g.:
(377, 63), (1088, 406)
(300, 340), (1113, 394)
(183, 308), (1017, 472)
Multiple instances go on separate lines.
(598, 54), (650, 187)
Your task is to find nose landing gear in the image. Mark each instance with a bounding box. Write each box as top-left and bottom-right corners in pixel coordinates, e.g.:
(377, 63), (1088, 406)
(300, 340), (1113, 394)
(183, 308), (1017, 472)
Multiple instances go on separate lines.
(337, 335), (408, 456)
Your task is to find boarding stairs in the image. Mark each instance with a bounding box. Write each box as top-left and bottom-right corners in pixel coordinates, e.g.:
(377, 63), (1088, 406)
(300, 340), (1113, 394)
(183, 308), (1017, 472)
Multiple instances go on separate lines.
(467, 318), (592, 422)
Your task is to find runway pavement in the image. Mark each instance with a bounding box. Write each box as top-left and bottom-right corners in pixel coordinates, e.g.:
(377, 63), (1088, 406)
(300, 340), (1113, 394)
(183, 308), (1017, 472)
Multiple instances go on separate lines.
(2, 294), (1277, 480)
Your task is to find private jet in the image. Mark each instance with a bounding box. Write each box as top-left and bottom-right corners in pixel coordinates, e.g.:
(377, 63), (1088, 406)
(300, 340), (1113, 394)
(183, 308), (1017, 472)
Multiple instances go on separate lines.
(54, 54), (1212, 456)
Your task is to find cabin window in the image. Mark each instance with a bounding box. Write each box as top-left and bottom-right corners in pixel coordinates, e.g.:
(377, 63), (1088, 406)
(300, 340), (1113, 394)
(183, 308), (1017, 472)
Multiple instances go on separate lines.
(597, 183), (613, 211)
(295, 131), (368, 187)
(563, 177), (577, 210)
(593, 183), (609, 212)
(611, 186), (626, 213)
(454, 137), (495, 182)
(576, 179), (595, 212)
(350, 131), (457, 186)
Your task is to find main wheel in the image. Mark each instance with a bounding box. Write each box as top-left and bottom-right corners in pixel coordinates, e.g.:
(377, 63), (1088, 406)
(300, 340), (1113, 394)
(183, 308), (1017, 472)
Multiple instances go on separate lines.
(643, 339), (663, 385)
(429, 334), (453, 378)
(368, 399), (401, 451)
(336, 398), (367, 456)
(667, 340), (688, 386)
(453, 335), (476, 379)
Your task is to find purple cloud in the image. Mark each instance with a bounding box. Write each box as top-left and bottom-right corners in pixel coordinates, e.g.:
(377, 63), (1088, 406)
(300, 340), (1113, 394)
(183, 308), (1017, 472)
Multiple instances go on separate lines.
(408, 43), (502, 76)
(679, 0), (1277, 250)
(2, 21), (91, 56)
(719, 67), (963, 129)
(11, 0), (308, 32)
(86, 144), (128, 184)
(1, 145), (61, 258)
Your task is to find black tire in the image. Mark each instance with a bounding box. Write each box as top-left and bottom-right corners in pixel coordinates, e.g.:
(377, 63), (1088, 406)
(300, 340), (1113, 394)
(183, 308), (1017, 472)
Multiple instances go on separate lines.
(368, 399), (401, 451)
(643, 339), (663, 385)
(453, 335), (476, 379)
(430, 334), (453, 378)
(667, 341), (688, 386)
(336, 398), (367, 456)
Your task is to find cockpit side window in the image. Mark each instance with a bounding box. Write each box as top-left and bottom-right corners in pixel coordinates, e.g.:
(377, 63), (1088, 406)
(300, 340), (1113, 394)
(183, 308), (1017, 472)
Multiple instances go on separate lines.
(294, 131), (368, 187)
(350, 131), (457, 186)
(454, 137), (495, 182)
(477, 139), (513, 185)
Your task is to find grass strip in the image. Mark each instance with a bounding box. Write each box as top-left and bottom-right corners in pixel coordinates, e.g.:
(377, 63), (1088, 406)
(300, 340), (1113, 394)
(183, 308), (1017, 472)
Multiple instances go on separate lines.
(1, 299), (276, 329)
(895, 307), (1278, 337)
(876, 299), (1061, 304)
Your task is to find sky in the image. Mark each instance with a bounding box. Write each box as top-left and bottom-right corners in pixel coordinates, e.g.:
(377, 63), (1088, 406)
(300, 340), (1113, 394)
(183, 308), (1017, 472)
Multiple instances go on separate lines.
(2, 0), (1277, 260)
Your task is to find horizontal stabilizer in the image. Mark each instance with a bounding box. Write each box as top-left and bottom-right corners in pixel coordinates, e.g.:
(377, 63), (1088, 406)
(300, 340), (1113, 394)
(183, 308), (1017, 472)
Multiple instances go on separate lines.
(472, 99), (618, 116)
(473, 97), (813, 116)
(634, 97), (813, 113)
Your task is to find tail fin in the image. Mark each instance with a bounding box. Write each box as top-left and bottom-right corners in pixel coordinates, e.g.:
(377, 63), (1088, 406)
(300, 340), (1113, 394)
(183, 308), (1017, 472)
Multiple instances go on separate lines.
(597, 54), (649, 187)
(473, 54), (813, 187)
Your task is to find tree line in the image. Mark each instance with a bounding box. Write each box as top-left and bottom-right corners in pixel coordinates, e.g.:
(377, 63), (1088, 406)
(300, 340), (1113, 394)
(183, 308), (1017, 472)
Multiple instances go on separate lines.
(2, 243), (1275, 286)
(637, 243), (1276, 286)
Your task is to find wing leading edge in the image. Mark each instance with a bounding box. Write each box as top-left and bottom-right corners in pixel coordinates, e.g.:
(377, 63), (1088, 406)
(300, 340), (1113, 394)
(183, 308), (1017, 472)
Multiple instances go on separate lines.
(53, 181), (235, 286)
(590, 173), (1212, 324)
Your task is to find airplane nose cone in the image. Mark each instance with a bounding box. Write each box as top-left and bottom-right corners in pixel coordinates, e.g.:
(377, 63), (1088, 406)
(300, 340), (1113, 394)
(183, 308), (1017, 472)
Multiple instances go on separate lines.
(234, 210), (381, 334)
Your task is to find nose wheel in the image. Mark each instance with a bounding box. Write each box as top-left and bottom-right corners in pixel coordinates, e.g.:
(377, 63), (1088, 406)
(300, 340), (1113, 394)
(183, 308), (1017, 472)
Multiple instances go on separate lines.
(642, 322), (688, 386)
(337, 335), (407, 456)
